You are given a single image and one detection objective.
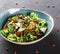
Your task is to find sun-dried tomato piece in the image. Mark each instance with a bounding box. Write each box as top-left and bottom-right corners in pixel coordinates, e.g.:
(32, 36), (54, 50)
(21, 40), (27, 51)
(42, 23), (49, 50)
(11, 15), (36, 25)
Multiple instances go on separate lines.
(17, 31), (22, 37)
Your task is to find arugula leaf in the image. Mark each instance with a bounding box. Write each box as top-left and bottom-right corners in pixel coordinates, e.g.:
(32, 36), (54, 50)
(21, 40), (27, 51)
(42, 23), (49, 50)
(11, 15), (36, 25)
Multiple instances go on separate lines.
(8, 23), (15, 32)
(7, 34), (17, 41)
(30, 35), (37, 41)
(1, 29), (9, 37)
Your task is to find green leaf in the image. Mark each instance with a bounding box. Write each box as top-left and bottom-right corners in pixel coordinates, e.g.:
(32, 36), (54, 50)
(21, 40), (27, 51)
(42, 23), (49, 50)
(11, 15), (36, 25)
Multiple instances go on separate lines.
(8, 23), (15, 32)
(30, 35), (37, 41)
(7, 34), (17, 41)
(19, 36), (23, 42)
(40, 20), (47, 28)
(16, 37), (20, 42)
(1, 29), (9, 37)
(17, 36), (27, 42)
(11, 16), (18, 21)
(30, 12), (42, 22)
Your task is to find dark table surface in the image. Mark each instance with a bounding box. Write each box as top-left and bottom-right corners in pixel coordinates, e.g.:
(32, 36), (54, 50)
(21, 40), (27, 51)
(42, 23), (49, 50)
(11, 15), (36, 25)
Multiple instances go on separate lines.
(0, 0), (60, 54)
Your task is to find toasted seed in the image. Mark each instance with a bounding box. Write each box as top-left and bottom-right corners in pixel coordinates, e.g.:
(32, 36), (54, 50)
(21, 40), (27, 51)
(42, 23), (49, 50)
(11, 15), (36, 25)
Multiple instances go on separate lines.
(22, 6), (25, 8)
(56, 28), (59, 32)
(47, 5), (50, 8)
(36, 49), (39, 54)
(52, 6), (55, 8)
(55, 16), (58, 19)
(14, 51), (17, 54)
(16, 3), (18, 5)
(35, 1), (38, 4)
(5, 47), (9, 52)
(50, 44), (56, 48)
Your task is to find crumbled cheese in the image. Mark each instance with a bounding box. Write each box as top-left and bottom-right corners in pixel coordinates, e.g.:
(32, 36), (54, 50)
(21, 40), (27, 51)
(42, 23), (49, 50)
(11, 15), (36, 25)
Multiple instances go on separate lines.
(18, 27), (25, 31)
(40, 27), (47, 33)
(15, 23), (22, 27)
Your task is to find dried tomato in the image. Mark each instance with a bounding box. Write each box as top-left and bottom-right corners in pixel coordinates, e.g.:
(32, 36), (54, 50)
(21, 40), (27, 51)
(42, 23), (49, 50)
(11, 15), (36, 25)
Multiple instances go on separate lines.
(17, 31), (22, 37)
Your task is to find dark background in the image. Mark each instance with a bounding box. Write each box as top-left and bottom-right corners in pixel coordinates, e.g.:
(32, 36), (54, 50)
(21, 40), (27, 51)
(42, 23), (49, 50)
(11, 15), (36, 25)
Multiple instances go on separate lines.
(0, 0), (60, 54)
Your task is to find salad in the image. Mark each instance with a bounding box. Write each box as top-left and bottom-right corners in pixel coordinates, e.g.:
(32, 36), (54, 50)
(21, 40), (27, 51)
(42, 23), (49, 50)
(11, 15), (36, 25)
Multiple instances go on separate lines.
(1, 12), (47, 42)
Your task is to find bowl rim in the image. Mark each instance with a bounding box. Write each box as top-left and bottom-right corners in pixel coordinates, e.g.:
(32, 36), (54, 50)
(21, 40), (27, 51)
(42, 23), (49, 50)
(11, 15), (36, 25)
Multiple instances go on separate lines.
(0, 8), (54, 45)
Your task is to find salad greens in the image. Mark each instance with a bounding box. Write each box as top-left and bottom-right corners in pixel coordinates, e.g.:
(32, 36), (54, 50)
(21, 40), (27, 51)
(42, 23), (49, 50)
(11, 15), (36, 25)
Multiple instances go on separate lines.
(1, 12), (47, 42)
